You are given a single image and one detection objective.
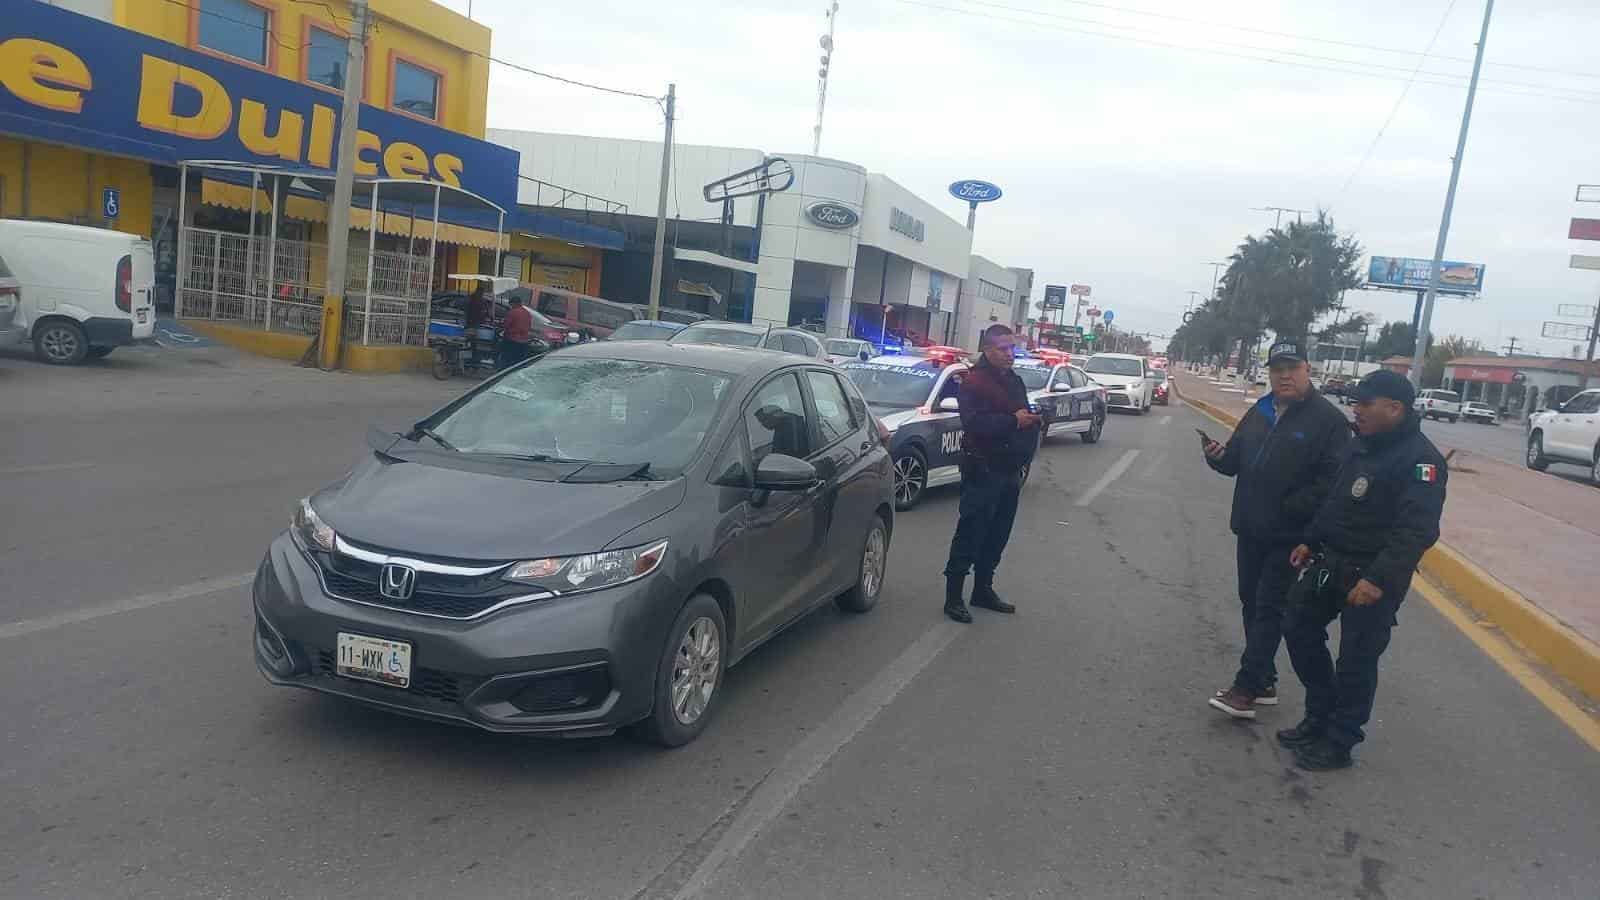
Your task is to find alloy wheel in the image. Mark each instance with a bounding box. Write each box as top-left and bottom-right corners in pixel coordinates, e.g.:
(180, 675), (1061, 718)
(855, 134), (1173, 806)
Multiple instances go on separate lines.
(894, 455), (925, 507)
(860, 524), (886, 600)
(1527, 439), (1540, 467)
(670, 617), (721, 726)
(40, 326), (80, 362)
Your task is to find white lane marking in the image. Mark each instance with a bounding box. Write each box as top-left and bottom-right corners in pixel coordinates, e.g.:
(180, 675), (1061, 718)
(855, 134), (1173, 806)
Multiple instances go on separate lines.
(671, 623), (962, 900)
(0, 572), (253, 640)
(1158, 415), (1172, 425)
(0, 461), (97, 476)
(1075, 449), (1141, 507)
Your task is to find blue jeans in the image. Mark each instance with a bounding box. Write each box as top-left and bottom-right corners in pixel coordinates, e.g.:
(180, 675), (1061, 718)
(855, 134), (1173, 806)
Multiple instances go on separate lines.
(1233, 537), (1296, 695)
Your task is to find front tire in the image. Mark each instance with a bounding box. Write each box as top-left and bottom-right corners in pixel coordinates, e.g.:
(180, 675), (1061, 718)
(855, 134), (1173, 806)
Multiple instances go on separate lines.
(34, 321), (88, 365)
(633, 594), (727, 747)
(892, 448), (928, 511)
(836, 515), (889, 613)
(1526, 433), (1550, 472)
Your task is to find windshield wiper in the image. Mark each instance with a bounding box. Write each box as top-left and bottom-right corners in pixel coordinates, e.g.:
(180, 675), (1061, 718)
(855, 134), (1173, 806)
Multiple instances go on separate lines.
(413, 426), (456, 451)
(561, 461), (658, 483)
(484, 452), (587, 464)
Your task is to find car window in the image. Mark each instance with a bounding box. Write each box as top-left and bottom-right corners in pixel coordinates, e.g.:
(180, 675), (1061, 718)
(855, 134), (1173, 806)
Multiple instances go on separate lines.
(841, 362), (939, 409)
(936, 371), (963, 405)
(1083, 355), (1144, 377)
(536, 290), (567, 318)
(426, 357), (731, 479)
(780, 334), (811, 356)
(1564, 393), (1599, 414)
(707, 430), (750, 488)
(745, 374), (811, 462)
(609, 322), (675, 341)
(1069, 368), (1089, 388)
(806, 370), (856, 447)
(1014, 365), (1051, 391)
(579, 297), (631, 332)
(1431, 391), (1461, 404)
(0, 253), (12, 277)
(676, 327), (764, 348)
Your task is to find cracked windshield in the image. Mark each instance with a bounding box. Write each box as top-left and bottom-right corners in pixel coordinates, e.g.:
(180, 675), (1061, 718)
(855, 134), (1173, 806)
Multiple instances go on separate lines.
(4, 0), (1600, 897)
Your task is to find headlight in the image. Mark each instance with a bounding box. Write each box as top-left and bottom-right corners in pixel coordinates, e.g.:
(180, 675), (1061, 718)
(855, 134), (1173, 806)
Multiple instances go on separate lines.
(504, 540), (668, 594)
(291, 498), (335, 552)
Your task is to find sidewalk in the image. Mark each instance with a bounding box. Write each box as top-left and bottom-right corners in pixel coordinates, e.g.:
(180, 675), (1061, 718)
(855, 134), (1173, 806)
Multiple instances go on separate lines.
(1171, 370), (1600, 659)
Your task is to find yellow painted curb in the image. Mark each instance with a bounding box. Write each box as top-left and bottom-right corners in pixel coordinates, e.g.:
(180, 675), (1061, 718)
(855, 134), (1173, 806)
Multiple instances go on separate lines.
(1174, 375), (1600, 708)
(1418, 542), (1600, 703)
(182, 320), (432, 373)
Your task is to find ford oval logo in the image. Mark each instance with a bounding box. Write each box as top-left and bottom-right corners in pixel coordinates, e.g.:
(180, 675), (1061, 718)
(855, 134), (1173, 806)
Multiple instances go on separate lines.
(806, 202), (860, 229)
(949, 180), (1003, 203)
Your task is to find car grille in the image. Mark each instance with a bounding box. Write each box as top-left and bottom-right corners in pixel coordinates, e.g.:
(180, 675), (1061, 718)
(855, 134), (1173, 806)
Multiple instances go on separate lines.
(1108, 392), (1131, 405)
(311, 544), (539, 620)
(315, 650), (475, 704)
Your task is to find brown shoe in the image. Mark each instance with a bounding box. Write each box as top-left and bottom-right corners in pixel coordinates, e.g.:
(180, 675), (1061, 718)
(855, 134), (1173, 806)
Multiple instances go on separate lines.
(1254, 684), (1279, 706)
(1207, 687), (1258, 720)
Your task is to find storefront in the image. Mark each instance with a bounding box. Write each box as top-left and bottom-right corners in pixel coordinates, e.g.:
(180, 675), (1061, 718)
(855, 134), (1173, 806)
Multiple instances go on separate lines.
(1444, 356), (1600, 417)
(845, 174), (970, 346)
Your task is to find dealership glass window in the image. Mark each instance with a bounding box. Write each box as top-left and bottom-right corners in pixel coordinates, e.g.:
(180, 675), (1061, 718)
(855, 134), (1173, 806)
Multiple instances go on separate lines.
(197, 0), (270, 66)
(306, 25), (352, 91)
(392, 59), (441, 120)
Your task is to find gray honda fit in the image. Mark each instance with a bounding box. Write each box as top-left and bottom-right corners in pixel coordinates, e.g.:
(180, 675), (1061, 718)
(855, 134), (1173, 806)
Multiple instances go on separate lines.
(253, 341), (895, 746)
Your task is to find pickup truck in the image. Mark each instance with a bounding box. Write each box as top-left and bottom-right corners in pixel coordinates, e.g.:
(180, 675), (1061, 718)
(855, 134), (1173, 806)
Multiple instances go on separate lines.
(1526, 389), (1600, 484)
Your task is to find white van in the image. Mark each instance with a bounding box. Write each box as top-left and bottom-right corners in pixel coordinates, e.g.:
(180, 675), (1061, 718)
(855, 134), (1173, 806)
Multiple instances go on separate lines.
(0, 220), (156, 364)
(1414, 388), (1462, 423)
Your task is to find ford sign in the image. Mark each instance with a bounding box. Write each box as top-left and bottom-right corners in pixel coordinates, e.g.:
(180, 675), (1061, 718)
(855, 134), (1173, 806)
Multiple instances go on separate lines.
(806, 202), (860, 229)
(949, 180), (1003, 203)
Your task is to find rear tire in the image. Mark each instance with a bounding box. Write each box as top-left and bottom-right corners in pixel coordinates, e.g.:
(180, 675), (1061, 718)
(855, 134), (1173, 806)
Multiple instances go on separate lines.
(1082, 410), (1104, 444)
(836, 516), (889, 613)
(33, 320), (88, 365)
(892, 448), (928, 511)
(632, 594), (727, 748)
(1526, 433), (1550, 472)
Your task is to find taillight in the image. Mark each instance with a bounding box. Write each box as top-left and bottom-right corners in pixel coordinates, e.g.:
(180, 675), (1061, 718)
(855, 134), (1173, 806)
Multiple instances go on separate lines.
(115, 254), (132, 313)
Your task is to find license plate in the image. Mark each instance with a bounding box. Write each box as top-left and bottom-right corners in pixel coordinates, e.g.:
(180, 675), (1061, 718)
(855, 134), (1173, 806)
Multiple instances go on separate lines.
(335, 633), (412, 688)
(137, 309), (149, 324)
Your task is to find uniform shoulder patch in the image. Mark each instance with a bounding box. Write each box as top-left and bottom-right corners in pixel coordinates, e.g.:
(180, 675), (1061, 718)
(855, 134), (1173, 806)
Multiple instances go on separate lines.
(1415, 463), (1439, 483)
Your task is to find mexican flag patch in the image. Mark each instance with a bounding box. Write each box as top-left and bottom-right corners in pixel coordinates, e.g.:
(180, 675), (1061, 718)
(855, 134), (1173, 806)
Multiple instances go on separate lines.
(1415, 463), (1438, 483)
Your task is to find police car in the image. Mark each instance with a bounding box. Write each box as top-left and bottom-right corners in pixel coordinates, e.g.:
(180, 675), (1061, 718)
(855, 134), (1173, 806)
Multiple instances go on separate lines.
(841, 355), (1038, 511)
(1014, 360), (1108, 444)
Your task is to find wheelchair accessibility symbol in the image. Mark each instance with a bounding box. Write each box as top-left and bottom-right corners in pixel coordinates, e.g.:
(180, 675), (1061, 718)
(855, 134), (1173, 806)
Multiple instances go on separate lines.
(102, 188), (121, 220)
(388, 650), (403, 673)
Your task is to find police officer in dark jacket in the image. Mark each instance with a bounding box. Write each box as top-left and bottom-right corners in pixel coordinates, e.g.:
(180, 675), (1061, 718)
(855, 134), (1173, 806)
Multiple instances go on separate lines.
(943, 325), (1042, 623)
(1279, 370), (1447, 770)
(1203, 340), (1350, 718)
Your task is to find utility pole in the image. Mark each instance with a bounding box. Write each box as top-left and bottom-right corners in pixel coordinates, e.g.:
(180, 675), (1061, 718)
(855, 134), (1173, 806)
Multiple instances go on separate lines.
(1503, 336), (1519, 357)
(1207, 262), (1225, 299)
(647, 83), (675, 321)
(1410, 0), (1493, 388)
(1581, 301), (1600, 390)
(318, 0), (369, 371)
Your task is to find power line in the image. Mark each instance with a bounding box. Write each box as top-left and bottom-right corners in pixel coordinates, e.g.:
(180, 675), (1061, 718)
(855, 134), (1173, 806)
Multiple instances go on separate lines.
(477, 52), (664, 103)
(1338, 0), (1461, 200)
(891, 0), (1600, 105)
(949, 0), (1600, 81)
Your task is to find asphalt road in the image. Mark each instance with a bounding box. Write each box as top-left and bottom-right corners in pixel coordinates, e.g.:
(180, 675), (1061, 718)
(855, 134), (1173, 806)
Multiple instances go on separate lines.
(3, 348), (1598, 899)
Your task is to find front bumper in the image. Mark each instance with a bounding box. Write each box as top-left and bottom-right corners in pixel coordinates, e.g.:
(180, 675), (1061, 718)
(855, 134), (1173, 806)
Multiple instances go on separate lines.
(1105, 390), (1142, 409)
(252, 533), (678, 736)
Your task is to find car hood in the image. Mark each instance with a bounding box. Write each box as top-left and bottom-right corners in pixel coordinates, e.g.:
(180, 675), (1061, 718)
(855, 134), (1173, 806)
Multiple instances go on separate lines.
(873, 407), (927, 431)
(314, 454), (687, 560)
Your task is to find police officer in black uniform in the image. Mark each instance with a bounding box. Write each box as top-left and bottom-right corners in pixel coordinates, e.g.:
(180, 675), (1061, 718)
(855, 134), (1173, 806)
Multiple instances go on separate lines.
(942, 325), (1042, 623)
(1278, 370), (1448, 770)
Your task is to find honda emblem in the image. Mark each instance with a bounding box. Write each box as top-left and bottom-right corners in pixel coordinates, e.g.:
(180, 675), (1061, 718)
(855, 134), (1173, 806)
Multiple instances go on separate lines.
(379, 564), (416, 601)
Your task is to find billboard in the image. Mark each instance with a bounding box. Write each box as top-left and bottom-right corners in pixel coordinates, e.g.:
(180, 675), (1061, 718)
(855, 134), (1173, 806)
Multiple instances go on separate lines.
(0, 1), (521, 212)
(1043, 284), (1067, 310)
(1366, 256), (1485, 295)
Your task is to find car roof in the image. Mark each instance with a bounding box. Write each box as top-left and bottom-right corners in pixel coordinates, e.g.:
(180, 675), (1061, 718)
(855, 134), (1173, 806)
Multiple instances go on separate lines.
(1089, 352), (1142, 360)
(0, 219), (148, 244)
(556, 336), (810, 376)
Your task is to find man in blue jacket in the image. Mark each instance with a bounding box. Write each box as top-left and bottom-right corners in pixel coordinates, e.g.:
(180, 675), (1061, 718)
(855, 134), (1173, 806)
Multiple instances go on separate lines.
(942, 325), (1042, 623)
(1278, 370), (1447, 770)
(1203, 340), (1350, 718)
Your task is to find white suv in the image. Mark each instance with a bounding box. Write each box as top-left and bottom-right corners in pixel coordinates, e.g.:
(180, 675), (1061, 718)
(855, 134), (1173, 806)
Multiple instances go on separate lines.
(1527, 389), (1600, 484)
(1414, 389), (1462, 423)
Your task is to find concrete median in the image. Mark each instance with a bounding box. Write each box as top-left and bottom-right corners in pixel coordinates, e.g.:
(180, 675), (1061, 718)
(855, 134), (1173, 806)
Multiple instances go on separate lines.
(1170, 371), (1600, 706)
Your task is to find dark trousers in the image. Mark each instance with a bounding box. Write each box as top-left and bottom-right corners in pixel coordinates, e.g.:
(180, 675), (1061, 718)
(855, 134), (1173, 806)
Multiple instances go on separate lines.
(943, 463), (1022, 583)
(496, 341), (532, 371)
(1284, 553), (1400, 750)
(1233, 537), (1297, 695)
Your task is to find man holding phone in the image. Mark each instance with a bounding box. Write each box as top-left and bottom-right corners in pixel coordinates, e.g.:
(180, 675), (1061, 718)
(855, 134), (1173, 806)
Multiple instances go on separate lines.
(1202, 340), (1350, 718)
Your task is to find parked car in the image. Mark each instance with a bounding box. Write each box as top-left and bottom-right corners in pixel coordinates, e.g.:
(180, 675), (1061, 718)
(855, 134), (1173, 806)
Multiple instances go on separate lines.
(1014, 360), (1107, 443)
(609, 319), (685, 342)
(1461, 401), (1497, 425)
(1082, 352), (1153, 413)
(0, 220), (156, 364)
(532, 285), (655, 339)
(1149, 367), (1170, 405)
(1526, 388), (1600, 484)
(670, 321), (828, 360)
(825, 338), (876, 365)
(1415, 389), (1462, 423)
(839, 355), (1040, 510)
(253, 342), (896, 746)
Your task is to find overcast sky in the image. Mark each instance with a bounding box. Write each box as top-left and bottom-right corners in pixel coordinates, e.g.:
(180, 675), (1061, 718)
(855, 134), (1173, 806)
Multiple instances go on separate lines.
(448, 0), (1598, 355)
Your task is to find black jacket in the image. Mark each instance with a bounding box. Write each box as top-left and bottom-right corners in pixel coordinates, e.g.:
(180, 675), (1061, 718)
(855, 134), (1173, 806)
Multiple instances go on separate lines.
(958, 359), (1039, 473)
(1205, 389), (1351, 543)
(1307, 412), (1447, 599)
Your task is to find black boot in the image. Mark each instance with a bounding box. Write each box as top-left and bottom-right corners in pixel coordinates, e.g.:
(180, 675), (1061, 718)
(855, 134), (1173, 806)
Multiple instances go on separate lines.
(944, 576), (972, 624)
(1275, 718), (1325, 750)
(970, 574), (1016, 614)
(1294, 738), (1354, 771)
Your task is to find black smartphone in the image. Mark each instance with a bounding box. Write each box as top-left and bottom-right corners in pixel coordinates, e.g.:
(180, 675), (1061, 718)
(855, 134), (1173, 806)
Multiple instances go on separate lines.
(1195, 428), (1214, 445)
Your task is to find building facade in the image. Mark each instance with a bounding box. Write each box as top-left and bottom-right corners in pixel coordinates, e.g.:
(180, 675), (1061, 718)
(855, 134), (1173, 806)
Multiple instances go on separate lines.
(953, 255), (1018, 350)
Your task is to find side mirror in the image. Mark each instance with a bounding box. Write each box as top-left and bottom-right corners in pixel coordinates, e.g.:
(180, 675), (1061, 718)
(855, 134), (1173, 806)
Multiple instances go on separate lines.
(937, 396), (960, 412)
(1050, 382), (1071, 392)
(753, 454), (818, 491)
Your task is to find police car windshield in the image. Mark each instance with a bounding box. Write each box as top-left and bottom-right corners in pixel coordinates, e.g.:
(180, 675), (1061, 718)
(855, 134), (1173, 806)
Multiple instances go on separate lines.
(825, 339), (865, 355)
(843, 363), (937, 409)
(1014, 366), (1051, 391)
(1084, 356), (1144, 377)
